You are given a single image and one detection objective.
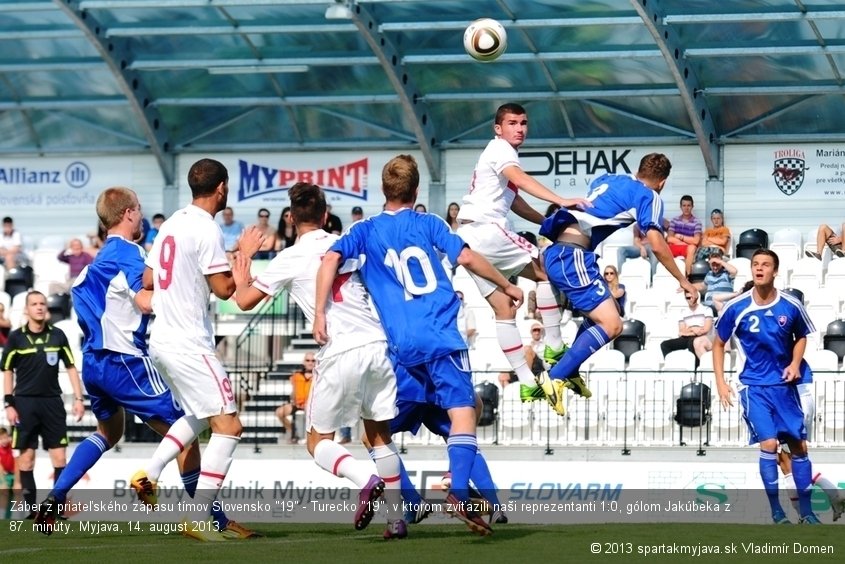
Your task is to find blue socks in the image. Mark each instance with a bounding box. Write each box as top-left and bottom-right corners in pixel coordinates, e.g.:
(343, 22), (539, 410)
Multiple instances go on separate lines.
(51, 433), (110, 503)
(470, 450), (500, 507)
(759, 450), (784, 516)
(446, 434), (477, 502)
(791, 454), (814, 517)
(550, 324), (610, 381)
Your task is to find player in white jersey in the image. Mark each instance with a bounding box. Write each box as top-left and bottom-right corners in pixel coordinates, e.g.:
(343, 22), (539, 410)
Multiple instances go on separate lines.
(231, 182), (406, 539)
(133, 158), (264, 541)
(457, 102), (591, 400)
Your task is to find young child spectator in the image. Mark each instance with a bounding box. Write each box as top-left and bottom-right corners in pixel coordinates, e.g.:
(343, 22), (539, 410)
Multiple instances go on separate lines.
(696, 249), (738, 312)
(275, 354), (315, 444)
(696, 209), (731, 260)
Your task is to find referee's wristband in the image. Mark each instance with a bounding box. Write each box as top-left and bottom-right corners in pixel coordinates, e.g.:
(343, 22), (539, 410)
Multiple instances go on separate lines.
(3, 394), (14, 408)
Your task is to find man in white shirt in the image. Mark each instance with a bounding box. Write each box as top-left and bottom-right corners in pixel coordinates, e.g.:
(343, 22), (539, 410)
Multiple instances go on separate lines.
(456, 102), (589, 401)
(132, 158), (263, 541)
(0, 216), (24, 268)
(660, 293), (714, 361)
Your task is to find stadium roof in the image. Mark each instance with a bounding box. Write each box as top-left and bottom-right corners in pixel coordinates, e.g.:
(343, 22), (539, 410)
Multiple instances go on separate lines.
(3, 0), (845, 185)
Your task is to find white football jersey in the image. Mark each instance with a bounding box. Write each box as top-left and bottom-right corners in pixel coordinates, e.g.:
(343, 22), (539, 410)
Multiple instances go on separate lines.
(251, 229), (386, 358)
(457, 137), (521, 226)
(146, 204), (230, 354)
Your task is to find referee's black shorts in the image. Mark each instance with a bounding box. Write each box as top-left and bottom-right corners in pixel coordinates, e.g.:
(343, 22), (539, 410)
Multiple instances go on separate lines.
(12, 395), (68, 451)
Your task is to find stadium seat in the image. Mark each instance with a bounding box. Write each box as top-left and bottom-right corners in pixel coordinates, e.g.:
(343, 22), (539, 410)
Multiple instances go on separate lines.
(663, 349), (697, 374)
(789, 258), (823, 294)
(630, 288), (667, 322)
(474, 381), (498, 427)
(781, 287), (804, 304)
(500, 383), (534, 444)
(619, 258), (651, 293)
(823, 319), (845, 362)
(805, 348), (840, 374)
(613, 319), (646, 362)
(586, 348), (626, 374)
(823, 257), (845, 303)
(597, 227), (634, 270)
(674, 381), (711, 445)
(604, 376), (638, 442)
(47, 292), (71, 323)
(4, 265), (34, 298)
(634, 376), (674, 445)
(735, 228), (769, 260)
(769, 227), (803, 272)
(688, 260), (710, 284)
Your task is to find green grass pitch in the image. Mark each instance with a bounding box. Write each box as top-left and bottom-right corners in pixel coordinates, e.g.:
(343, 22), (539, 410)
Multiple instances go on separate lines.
(0, 521), (842, 564)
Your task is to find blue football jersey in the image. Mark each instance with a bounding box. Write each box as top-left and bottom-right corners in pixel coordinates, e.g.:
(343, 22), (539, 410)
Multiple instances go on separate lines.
(715, 290), (814, 386)
(72, 235), (150, 356)
(329, 208), (467, 366)
(539, 173), (665, 250)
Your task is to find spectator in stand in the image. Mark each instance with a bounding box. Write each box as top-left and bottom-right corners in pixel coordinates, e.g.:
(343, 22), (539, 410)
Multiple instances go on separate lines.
(218, 207), (244, 257)
(323, 205), (343, 235)
(660, 291), (714, 362)
(85, 225), (106, 257)
(523, 321), (546, 376)
(498, 371), (518, 387)
(275, 354), (315, 444)
(805, 221), (845, 260)
(695, 208), (731, 260)
(666, 195), (702, 275)
(0, 303), (10, 347)
(413, 203), (427, 213)
(143, 213), (165, 252)
(350, 206), (365, 224)
(602, 265), (627, 314)
(445, 202), (461, 233)
(695, 249), (738, 313)
(252, 208), (278, 260)
(55, 238), (94, 293)
(276, 207), (297, 252)
(616, 224), (658, 279)
(0, 217), (24, 269)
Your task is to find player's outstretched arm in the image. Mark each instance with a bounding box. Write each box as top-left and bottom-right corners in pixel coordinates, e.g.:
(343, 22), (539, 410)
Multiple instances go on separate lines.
(313, 251), (342, 346)
(232, 254), (268, 311)
(503, 165), (592, 211)
(510, 195), (546, 225)
(647, 228), (698, 302)
(457, 248), (523, 308)
(712, 336), (734, 408)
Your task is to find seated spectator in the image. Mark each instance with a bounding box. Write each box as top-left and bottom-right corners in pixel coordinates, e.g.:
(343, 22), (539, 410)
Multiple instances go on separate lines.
(602, 265), (627, 314)
(275, 353), (315, 444)
(252, 208), (278, 260)
(660, 292), (714, 362)
(350, 206), (365, 224)
(498, 371), (518, 387)
(445, 202), (460, 233)
(806, 222), (845, 260)
(276, 206), (297, 252)
(219, 206), (244, 256)
(414, 203), (427, 213)
(0, 302), (10, 347)
(0, 217), (24, 269)
(144, 213), (165, 252)
(695, 208), (731, 261)
(695, 249), (737, 312)
(616, 224), (657, 278)
(665, 195), (702, 275)
(523, 321), (546, 376)
(55, 238), (94, 293)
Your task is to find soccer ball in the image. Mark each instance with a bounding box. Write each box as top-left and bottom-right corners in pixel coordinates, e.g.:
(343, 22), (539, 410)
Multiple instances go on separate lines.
(463, 18), (507, 62)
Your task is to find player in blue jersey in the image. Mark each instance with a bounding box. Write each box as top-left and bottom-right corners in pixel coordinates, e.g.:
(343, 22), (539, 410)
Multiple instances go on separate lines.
(314, 154), (522, 536)
(33, 187), (257, 539)
(713, 249), (821, 525)
(537, 153), (697, 415)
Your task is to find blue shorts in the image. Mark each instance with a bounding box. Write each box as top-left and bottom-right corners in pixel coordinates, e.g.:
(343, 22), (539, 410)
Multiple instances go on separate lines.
(543, 243), (613, 313)
(393, 350), (474, 410)
(82, 350), (184, 425)
(739, 384), (806, 444)
(390, 399), (451, 438)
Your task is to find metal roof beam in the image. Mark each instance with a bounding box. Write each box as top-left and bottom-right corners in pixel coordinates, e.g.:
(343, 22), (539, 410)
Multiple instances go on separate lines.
(347, 1), (442, 181)
(631, 0), (720, 178)
(55, 0), (175, 185)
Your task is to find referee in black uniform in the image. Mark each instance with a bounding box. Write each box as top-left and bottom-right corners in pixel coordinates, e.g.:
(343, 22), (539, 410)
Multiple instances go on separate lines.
(2, 291), (83, 518)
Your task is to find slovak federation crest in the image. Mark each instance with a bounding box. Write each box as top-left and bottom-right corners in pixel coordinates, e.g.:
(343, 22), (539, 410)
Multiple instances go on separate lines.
(772, 157), (808, 196)
(777, 315), (788, 327)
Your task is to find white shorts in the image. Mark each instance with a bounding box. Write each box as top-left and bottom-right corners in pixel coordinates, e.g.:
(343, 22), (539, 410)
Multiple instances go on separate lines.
(151, 348), (237, 419)
(306, 341), (397, 434)
(457, 222), (538, 296)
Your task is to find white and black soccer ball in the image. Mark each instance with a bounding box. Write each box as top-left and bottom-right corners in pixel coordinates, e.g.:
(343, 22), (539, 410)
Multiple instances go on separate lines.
(463, 18), (508, 62)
